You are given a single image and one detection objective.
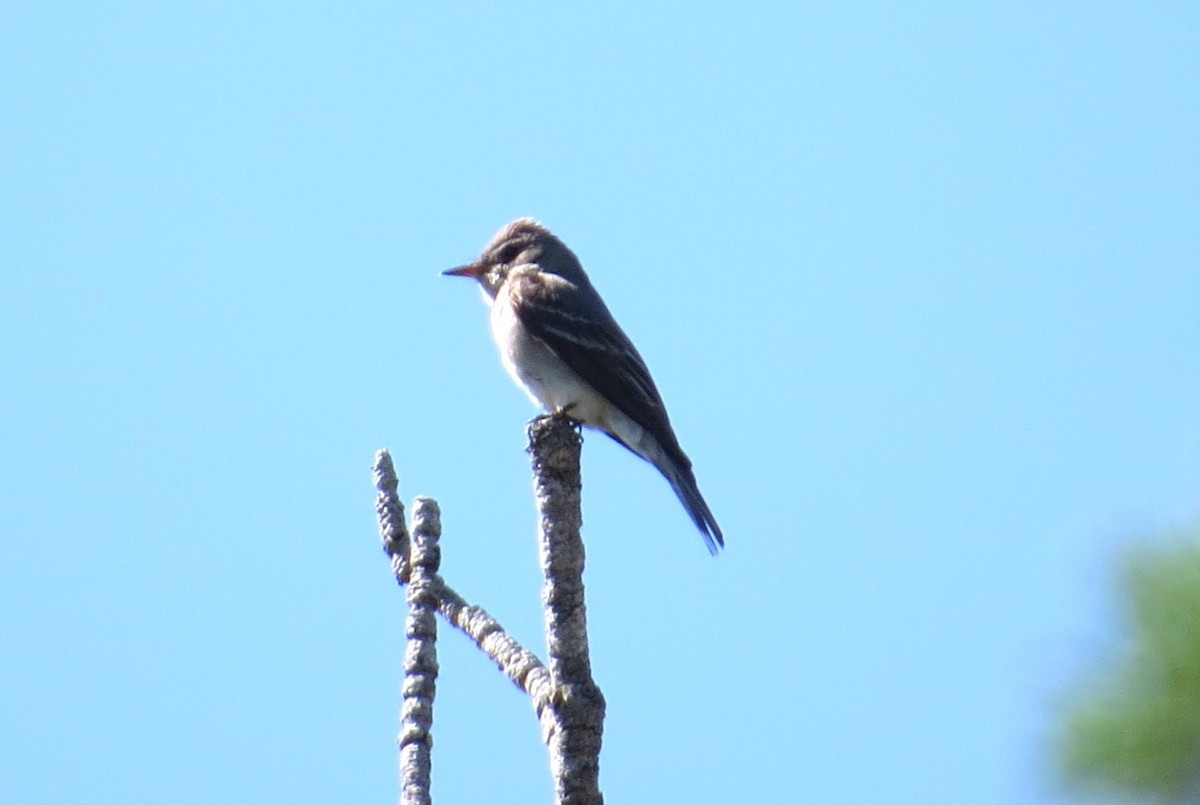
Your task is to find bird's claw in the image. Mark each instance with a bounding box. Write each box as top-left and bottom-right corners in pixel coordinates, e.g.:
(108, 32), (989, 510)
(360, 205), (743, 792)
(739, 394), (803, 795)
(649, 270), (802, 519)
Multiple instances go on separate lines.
(533, 404), (583, 431)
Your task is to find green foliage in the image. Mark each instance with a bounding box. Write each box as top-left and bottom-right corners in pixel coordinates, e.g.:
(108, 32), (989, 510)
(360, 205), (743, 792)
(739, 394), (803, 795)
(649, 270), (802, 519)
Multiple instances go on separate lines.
(1058, 535), (1200, 801)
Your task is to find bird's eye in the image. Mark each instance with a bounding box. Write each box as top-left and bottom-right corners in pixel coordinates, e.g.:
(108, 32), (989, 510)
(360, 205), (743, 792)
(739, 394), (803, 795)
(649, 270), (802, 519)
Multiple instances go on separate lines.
(495, 243), (523, 266)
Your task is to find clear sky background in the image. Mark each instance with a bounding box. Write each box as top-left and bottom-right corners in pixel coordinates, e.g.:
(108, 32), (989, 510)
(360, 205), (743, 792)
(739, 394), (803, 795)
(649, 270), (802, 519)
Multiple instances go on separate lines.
(3, 3), (1198, 803)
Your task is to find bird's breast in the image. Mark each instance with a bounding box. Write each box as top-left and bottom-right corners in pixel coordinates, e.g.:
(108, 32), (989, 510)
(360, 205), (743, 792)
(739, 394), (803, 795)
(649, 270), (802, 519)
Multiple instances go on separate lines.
(488, 291), (614, 427)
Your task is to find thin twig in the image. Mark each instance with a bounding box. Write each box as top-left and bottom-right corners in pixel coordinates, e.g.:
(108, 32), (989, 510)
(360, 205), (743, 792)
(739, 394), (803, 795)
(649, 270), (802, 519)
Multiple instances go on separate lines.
(374, 451), (411, 584)
(433, 585), (555, 705)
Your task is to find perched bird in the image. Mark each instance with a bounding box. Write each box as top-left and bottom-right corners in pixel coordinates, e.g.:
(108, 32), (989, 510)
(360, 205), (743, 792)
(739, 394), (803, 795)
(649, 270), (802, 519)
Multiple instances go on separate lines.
(444, 218), (724, 554)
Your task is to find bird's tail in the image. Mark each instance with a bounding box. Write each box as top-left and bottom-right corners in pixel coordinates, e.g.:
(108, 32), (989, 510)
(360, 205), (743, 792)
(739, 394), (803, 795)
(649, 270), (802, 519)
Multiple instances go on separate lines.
(603, 421), (724, 554)
(658, 455), (724, 555)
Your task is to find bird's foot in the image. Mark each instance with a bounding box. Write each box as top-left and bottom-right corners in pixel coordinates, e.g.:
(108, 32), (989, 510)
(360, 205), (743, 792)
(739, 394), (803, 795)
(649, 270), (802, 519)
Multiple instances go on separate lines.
(533, 404), (583, 431)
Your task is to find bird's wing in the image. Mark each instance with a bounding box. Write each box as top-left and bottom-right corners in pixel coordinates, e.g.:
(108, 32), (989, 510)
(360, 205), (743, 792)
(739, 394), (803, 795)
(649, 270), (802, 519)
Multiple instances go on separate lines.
(507, 268), (689, 464)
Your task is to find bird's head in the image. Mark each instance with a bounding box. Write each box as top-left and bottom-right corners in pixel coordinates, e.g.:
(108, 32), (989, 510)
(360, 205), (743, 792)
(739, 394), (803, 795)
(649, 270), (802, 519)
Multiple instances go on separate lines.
(443, 218), (584, 298)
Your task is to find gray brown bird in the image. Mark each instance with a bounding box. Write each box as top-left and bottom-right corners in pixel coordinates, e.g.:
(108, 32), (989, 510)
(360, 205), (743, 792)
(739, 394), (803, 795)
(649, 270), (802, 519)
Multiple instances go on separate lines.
(444, 218), (724, 554)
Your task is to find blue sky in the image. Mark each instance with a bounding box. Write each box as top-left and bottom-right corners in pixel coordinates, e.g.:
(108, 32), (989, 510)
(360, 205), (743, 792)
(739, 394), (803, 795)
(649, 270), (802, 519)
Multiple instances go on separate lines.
(3, 3), (1198, 803)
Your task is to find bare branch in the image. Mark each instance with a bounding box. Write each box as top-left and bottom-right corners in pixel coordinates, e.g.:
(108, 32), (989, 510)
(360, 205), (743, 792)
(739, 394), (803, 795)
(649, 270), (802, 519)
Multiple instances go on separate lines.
(374, 435), (605, 804)
(372, 450), (552, 712)
(433, 584), (555, 705)
(528, 415), (606, 805)
(399, 497), (441, 805)
(374, 450), (411, 584)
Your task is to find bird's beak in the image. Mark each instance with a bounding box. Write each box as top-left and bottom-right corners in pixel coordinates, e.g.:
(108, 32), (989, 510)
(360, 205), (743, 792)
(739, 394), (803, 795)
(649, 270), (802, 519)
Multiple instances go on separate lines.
(443, 263), (484, 278)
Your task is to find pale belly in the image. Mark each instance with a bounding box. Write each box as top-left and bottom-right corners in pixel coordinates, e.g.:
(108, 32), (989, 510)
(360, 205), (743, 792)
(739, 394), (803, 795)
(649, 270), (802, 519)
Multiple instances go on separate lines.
(487, 290), (649, 459)
(489, 296), (599, 417)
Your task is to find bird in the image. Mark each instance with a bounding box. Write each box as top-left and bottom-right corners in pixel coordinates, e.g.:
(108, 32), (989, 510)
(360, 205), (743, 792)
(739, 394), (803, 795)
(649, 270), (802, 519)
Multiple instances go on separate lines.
(443, 218), (724, 554)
